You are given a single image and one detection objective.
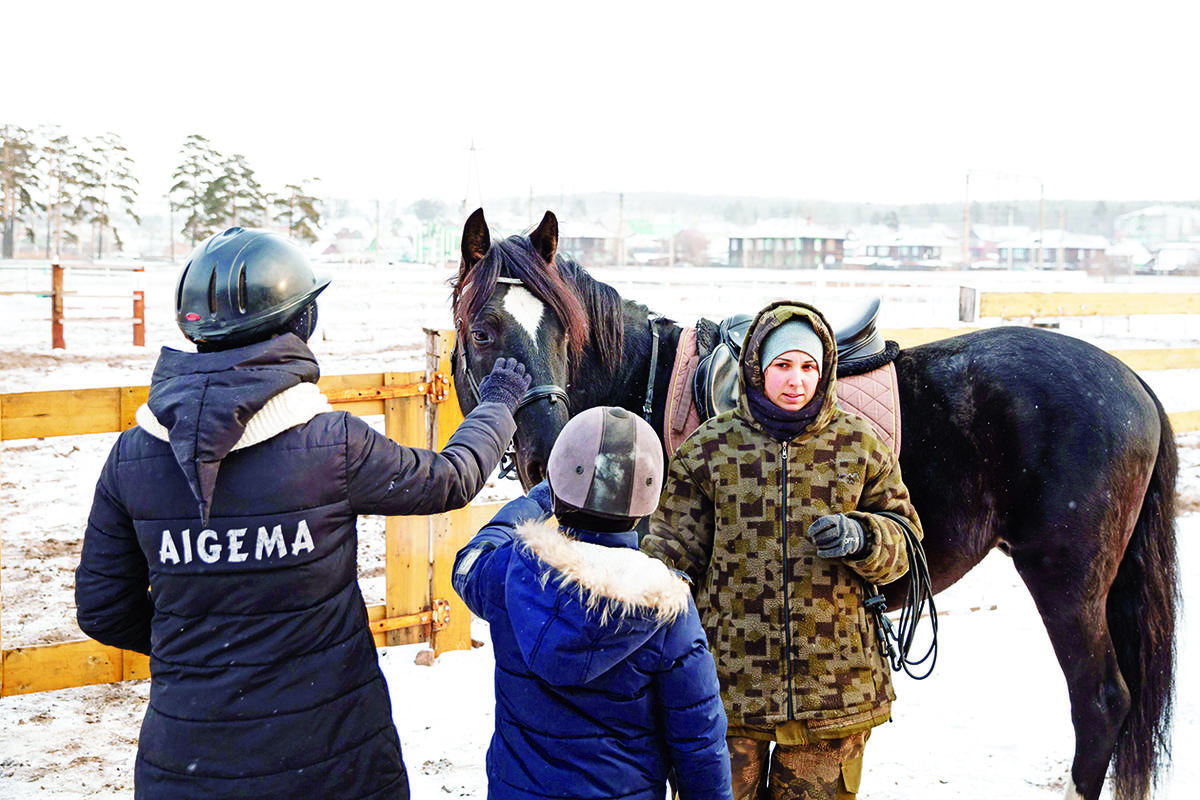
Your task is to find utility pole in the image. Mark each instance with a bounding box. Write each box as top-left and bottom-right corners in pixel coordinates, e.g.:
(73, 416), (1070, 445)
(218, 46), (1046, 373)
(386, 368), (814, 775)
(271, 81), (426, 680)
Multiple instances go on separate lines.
(1058, 204), (1066, 270)
(617, 192), (625, 267)
(168, 194), (175, 262)
(463, 138), (483, 215)
(1037, 182), (1045, 269)
(1007, 205), (1014, 270)
(962, 172), (971, 267)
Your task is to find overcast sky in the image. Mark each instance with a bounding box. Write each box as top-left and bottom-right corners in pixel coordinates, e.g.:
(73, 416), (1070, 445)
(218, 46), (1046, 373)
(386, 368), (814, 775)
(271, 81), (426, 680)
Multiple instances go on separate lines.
(8, 0), (1199, 212)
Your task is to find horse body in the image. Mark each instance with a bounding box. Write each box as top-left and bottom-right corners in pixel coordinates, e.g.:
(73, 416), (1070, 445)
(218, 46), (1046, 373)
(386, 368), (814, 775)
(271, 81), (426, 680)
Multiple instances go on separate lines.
(452, 210), (1177, 800)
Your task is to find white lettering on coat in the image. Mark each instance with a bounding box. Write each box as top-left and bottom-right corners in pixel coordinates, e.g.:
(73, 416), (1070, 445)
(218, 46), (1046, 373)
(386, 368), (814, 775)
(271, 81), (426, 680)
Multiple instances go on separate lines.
(156, 520), (316, 566)
(227, 528), (248, 562)
(197, 530), (220, 563)
(291, 520), (314, 555)
(256, 525), (285, 559)
(159, 530), (180, 564)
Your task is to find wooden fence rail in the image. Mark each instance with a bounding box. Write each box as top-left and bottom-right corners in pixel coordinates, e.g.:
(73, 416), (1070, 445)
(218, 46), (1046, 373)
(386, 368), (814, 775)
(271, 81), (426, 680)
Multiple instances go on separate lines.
(959, 287), (1200, 323)
(2, 323), (1198, 697)
(0, 329), (497, 697)
(0, 263), (146, 349)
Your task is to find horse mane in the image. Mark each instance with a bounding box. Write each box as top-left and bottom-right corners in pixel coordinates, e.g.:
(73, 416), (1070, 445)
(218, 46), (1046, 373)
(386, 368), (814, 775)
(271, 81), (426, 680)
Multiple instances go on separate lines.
(452, 233), (626, 371)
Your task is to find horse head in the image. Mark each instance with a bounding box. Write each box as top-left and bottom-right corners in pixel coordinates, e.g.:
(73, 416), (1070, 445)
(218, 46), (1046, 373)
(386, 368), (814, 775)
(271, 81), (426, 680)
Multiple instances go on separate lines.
(452, 208), (591, 488)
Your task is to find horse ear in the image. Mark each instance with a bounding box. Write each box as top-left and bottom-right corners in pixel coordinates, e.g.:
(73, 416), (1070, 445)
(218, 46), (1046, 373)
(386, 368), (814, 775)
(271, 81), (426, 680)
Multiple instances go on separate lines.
(461, 208), (490, 268)
(529, 210), (558, 266)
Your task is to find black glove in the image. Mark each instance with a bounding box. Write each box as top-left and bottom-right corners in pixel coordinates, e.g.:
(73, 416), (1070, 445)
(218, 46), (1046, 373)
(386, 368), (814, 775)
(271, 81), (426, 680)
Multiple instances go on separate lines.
(807, 514), (866, 559)
(477, 357), (531, 412)
(527, 480), (553, 513)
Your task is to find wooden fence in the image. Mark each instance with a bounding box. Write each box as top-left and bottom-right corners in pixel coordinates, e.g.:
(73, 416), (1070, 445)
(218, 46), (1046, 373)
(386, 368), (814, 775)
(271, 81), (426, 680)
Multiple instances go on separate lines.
(959, 286), (1200, 326)
(2, 315), (1198, 698)
(0, 329), (503, 697)
(0, 263), (146, 349)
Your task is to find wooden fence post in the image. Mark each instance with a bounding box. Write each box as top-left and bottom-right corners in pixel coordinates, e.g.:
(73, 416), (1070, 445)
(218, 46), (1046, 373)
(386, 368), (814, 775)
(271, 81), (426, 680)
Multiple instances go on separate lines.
(51, 264), (65, 349)
(1, 408), (5, 692)
(132, 290), (145, 347)
(383, 373), (432, 646)
(426, 329), (471, 656)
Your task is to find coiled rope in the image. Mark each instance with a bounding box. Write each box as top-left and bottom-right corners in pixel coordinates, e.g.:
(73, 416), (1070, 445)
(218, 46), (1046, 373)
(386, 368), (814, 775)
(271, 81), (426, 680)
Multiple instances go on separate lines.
(864, 510), (938, 679)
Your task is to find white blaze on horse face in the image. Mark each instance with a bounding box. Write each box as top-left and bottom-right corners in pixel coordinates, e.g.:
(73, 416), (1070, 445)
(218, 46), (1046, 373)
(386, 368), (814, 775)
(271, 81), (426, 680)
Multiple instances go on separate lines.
(503, 286), (546, 352)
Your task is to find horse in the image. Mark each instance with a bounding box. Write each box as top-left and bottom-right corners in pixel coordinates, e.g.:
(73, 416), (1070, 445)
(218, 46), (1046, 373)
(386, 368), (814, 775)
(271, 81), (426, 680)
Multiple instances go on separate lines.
(450, 208), (1178, 800)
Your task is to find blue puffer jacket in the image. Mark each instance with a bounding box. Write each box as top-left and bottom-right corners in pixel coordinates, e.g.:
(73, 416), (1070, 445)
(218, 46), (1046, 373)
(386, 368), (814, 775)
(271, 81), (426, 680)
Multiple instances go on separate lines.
(75, 334), (515, 800)
(453, 493), (732, 800)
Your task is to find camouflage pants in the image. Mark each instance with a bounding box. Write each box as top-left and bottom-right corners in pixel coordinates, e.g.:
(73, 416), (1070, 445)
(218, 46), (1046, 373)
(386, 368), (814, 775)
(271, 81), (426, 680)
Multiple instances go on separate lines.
(727, 732), (868, 800)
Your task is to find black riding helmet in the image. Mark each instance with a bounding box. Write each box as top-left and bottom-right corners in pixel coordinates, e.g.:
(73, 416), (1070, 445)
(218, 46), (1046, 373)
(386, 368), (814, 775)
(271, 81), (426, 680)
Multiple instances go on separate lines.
(176, 227), (331, 349)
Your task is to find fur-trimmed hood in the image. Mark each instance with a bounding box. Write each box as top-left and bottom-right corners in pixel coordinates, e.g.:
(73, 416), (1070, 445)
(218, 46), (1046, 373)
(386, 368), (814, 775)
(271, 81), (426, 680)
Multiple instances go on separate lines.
(507, 517), (692, 685)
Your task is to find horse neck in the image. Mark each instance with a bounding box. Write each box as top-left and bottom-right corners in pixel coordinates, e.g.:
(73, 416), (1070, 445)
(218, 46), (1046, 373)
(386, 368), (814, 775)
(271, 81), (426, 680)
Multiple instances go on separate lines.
(572, 302), (681, 430)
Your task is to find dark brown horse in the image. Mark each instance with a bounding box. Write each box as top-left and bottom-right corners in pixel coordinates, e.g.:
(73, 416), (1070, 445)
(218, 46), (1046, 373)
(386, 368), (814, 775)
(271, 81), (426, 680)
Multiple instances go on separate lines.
(451, 209), (1178, 800)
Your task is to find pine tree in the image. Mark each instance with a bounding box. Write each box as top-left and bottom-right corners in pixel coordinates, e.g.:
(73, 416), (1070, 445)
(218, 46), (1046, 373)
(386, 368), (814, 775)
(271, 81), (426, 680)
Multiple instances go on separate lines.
(41, 129), (98, 259)
(170, 134), (223, 246)
(213, 153), (268, 229)
(273, 179), (322, 244)
(85, 132), (141, 257)
(1, 124), (40, 259)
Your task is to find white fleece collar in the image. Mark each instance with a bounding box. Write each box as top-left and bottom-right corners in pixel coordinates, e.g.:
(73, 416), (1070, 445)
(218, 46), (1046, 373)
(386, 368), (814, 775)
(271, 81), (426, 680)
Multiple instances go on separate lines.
(515, 517), (691, 624)
(136, 382), (333, 451)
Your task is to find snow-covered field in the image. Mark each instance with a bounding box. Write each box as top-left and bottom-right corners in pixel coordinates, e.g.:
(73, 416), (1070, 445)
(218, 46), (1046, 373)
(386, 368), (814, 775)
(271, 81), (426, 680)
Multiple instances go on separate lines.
(1, 258), (1198, 798)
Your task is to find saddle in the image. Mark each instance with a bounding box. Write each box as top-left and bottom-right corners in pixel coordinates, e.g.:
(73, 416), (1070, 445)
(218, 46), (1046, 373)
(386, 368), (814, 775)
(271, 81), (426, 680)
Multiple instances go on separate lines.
(666, 298), (902, 454)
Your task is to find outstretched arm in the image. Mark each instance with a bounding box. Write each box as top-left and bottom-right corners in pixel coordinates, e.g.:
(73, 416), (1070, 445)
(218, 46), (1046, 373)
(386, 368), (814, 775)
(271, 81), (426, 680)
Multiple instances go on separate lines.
(452, 484), (551, 619)
(348, 359), (529, 516)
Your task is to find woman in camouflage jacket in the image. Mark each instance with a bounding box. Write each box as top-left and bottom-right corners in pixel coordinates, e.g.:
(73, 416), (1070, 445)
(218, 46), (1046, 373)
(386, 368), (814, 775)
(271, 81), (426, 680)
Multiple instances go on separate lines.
(641, 300), (922, 800)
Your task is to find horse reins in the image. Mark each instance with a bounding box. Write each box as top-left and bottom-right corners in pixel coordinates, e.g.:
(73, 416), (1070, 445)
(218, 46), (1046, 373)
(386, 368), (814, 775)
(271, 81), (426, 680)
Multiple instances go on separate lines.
(457, 276), (665, 478)
(863, 510), (938, 679)
(642, 314), (664, 423)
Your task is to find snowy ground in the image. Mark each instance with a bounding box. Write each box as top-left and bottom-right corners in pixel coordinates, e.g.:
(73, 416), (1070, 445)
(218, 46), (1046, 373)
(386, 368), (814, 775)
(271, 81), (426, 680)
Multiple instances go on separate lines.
(1, 258), (1198, 798)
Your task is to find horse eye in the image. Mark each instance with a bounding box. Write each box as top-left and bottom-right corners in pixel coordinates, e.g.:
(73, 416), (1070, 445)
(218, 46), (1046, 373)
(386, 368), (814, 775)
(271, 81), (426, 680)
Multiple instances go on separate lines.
(471, 330), (491, 345)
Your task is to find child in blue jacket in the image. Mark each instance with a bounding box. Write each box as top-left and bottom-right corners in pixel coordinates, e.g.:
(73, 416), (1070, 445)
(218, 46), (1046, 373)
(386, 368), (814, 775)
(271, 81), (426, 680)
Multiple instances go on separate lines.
(454, 406), (732, 800)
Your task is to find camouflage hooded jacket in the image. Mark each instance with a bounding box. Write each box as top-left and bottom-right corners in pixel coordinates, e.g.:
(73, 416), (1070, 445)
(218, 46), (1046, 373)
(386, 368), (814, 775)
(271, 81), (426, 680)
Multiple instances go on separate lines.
(641, 301), (922, 733)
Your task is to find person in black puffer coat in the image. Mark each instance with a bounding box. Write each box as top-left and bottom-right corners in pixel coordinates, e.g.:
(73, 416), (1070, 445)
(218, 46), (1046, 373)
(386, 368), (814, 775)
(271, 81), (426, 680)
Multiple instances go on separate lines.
(453, 406), (733, 800)
(74, 227), (531, 800)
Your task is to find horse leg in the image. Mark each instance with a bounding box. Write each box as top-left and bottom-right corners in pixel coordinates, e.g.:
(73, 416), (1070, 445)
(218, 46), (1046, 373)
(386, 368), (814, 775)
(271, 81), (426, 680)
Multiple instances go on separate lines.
(1013, 552), (1129, 800)
(1008, 471), (1149, 800)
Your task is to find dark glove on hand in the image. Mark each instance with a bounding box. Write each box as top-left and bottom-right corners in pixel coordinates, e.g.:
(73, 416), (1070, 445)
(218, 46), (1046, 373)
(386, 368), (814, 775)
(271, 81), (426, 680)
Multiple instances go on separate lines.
(527, 480), (553, 513)
(477, 357), (531, 412)
(807, 514), (866, 560)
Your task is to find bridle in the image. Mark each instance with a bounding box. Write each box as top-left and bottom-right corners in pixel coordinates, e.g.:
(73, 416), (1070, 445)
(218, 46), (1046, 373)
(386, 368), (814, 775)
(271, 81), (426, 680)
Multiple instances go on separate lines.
(455, 275), (666, 481)
(456, 276), (569, 480)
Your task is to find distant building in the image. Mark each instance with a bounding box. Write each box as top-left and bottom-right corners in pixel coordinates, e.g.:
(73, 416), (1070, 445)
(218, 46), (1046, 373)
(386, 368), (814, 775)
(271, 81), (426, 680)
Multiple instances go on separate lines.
(559, 220), (617, 266)
(1105, 240), (1153, 274)
(1114, 205), (1200, 249)
(1150, 242), (1200, 274)
(995, 230), (1110, 270)
(844, 224), (958, 269)
(728, 219), (845, 268)
(967, 224), (1031, 267)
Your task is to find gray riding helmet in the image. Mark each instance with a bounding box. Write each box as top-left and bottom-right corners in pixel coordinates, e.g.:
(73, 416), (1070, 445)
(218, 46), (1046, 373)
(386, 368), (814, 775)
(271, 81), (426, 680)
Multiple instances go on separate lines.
(547, 406), (665, 520)
(176, 227), (330, 348)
